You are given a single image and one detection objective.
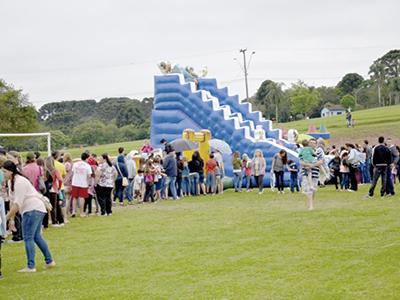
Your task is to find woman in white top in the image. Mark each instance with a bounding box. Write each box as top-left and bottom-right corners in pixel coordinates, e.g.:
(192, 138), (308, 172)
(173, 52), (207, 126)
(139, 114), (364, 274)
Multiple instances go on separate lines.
(4, 160), (55, 273)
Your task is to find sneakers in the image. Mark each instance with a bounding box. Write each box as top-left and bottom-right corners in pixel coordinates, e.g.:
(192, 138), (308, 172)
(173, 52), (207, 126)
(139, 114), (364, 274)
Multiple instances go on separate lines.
(51, 224), (61, 228)
(45, 261), (56, 269)
(364, 195), (373, 199)
(17, 267), (36, 273)
(347, 189), (355, 193)
(7, 239), (23, 244)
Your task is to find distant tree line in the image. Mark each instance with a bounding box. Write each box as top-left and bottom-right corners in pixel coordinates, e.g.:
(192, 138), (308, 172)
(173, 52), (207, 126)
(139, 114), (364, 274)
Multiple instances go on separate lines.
(1, 49), (399, 150)
(250, 49), (400, 122)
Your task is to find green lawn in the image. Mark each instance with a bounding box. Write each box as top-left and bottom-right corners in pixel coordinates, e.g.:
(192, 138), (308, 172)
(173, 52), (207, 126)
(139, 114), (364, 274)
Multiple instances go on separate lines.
(278, 105), (400, 145)
(2, 185), (400, 299)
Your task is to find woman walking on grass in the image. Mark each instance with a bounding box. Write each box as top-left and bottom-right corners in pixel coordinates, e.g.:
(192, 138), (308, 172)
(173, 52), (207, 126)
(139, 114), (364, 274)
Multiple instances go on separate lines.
(95, 154), (117, 216)
(4, 160), (56, 273)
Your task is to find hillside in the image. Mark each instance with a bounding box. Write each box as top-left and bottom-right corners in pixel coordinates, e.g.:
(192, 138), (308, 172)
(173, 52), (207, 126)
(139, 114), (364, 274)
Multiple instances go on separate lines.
(277, 105), (400, 146)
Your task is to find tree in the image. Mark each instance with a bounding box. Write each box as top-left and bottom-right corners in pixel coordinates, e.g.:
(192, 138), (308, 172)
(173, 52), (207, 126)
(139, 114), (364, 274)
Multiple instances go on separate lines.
(340, 94), (356, 110)
(253, 80), (286, 121)
(336, 73), (364, 95)
(369, 49), (400, 106)
(288, 81), (320, 118)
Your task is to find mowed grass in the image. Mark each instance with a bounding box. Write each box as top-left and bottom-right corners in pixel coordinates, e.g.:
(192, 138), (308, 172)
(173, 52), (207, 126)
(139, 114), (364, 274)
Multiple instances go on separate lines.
(278, 105), (400, 145)
(1, 185), (400, 299)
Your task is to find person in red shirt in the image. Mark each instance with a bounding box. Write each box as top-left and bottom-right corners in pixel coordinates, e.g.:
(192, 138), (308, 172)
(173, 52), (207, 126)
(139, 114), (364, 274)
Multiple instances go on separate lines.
(205, 154), (217, 194)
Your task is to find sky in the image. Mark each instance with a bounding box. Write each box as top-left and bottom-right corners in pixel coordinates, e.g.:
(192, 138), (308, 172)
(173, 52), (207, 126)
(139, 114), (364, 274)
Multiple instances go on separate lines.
(1, 0), (399, 108)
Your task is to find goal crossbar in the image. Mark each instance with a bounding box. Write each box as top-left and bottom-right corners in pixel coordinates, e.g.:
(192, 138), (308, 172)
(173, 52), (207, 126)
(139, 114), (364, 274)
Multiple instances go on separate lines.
(0, 132), (51, 156)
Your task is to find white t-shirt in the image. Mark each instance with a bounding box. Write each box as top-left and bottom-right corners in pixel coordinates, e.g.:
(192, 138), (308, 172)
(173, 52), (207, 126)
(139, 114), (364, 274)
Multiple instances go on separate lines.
(9, 175), (46, 215)
(133, 175), (144, 190)
(72, 161), (92, 188)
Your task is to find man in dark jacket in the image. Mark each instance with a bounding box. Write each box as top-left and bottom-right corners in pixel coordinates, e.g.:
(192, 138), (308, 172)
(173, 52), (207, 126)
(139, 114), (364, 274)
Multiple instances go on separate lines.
(163, 149), (178, 200)
(367, 136), (392, 198)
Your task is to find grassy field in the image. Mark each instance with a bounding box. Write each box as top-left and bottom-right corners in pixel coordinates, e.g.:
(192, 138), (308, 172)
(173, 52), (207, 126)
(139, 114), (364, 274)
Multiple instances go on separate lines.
(1, 185), (400, 299)
(278, 105), (400, 146)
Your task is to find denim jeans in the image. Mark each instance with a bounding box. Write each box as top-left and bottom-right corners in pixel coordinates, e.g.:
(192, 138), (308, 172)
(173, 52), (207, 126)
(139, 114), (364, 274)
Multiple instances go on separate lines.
(363, 159), (371, 183)
(160, 177), (166, 199)
(386, 166), (395, 195)
(124, 178), (134, 202)
(165, 176), (177, 199)
(190, 173), (199, 195)
(22, 210), (53, 269)
(233, 171), (243, 191)
(243, 175), (252, 190)
(274, 171), (284, 192)
(206, 172), (216, 192)
(290, 172), (299, 192)
(340, 173), (349, 189)
(182, 176), (191, 195)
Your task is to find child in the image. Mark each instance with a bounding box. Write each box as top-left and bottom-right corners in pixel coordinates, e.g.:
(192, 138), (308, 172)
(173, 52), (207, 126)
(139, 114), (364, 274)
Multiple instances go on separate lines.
(181, 157), (191, 197)
(143, 160), (156, 202)
(287, 159), (299, 192)
(298, 140), (316, 164)
(133, 169), (145, 202)
(242, 154), (252, 192)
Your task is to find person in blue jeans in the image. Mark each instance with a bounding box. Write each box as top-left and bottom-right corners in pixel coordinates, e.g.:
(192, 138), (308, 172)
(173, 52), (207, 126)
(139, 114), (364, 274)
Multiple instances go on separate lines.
(3, 160), (55, 273)
(163, 149), (178, 200)
(287, 160), (299, 192)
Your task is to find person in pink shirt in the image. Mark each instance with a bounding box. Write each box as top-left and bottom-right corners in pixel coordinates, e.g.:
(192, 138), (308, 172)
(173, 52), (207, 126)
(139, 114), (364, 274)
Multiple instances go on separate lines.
(140, 140), (154, 154)
(44, 157), (64, 227)
(22, 152), (42, 192)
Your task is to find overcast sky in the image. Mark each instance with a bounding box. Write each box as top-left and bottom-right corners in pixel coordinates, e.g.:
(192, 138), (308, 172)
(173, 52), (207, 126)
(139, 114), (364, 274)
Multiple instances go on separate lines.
(1, 0), (399, 108)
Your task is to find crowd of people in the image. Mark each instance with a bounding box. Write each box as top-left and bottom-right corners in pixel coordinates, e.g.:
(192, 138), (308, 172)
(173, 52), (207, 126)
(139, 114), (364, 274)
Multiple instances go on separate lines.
(0, 136), (399, 278)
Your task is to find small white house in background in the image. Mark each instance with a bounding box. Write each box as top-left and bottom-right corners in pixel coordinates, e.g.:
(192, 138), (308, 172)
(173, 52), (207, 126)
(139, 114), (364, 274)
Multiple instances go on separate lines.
(321, 105), (346, 118)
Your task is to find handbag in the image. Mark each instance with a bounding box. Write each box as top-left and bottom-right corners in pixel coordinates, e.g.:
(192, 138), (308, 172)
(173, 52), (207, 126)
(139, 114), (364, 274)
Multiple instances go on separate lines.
(116, 163), (129, 187)
(38, 194), (53, 212)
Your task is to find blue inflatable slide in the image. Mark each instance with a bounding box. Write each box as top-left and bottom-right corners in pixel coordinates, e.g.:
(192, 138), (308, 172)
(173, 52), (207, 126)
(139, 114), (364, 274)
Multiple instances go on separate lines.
(150, 74), (300, 186)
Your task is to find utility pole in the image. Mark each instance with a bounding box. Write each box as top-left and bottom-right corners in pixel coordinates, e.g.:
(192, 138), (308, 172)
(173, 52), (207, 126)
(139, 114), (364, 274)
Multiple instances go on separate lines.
(240, 48), (249, 102)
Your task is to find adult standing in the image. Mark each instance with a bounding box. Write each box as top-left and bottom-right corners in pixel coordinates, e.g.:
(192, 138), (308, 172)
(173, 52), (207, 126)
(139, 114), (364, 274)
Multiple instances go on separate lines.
(4, 160), (55, 273)
(251, 149), (266, 194)
(71, 152), (92, 217)
(52, 151), (66, 217)
(44, 157), (64, 226)
(213, 150), (224, 194)
(363, 140), (372, 183)
(22, 152), (42, 192)
(124, 153), (137, 204)
(232, 151), (243, 192)
(114, 154), (128, 205)
(95, 154), (117, 216)
(63, 153), (73, 222)
(385, 138), (399, 196)
(367, 136), (392, 198)
(271, 150), (287, 194)
(163, 149), (178, 200)
(188, 151), (203, 196)
(346, 144), (359, 192)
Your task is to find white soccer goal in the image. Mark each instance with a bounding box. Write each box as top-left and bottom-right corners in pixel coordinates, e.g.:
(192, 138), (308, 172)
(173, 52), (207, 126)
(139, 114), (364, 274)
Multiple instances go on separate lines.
(0, 132), (51, 156)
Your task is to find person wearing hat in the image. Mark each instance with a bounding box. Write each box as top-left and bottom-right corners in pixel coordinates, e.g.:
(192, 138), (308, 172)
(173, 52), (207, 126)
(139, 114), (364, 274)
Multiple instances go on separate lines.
(4, 160), (55, 273)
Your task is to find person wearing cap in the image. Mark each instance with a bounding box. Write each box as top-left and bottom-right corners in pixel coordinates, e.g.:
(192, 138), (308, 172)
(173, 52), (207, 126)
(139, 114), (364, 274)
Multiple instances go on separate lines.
(3, 160), (55, 273)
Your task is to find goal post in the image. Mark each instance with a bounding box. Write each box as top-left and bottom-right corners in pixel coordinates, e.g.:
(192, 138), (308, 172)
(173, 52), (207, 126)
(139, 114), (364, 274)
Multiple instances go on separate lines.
(0, 132), (51, 156)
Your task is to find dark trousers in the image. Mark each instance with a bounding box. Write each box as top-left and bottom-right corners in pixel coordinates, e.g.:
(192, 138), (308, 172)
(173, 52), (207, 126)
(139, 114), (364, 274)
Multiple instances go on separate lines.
(369, 166), (387, 197)
(96, 186), (113, 215)
(12, 213), (23, 241)
(385, 166), (395, 195)
(49, 192), (64, 225)
(114, 179), (125, 203)
(84, 194), (93, 214)
(332, 170), (341, 190)
(144, 183), (154, 202)
(254, 175), (264, 192)
(349, 165), (358, 191)
(0, 239), (2, 276)
(274, 171), (284, 191)
(176, 175), (182, 197)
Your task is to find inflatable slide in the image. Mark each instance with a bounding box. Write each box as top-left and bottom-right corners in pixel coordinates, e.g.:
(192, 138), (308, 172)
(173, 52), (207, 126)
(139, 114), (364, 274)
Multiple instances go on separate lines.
(150, 74), (299, 186)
